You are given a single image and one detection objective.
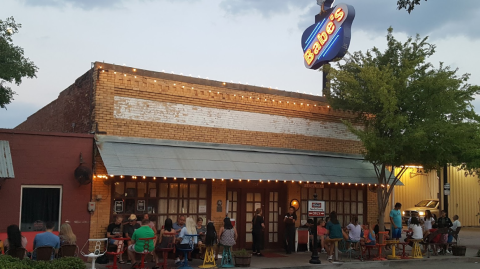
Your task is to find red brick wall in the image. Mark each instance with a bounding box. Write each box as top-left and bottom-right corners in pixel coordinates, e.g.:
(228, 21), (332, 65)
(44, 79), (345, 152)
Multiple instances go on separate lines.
(15, 69), (94, 133)
(0, 129), (93, 247)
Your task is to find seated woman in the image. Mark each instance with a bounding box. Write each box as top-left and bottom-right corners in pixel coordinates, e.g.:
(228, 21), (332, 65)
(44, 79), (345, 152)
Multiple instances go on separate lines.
(405, 217), (423, 247)
(5, 224), (28, 257)
(218, 217), (238, 252)
(154, 218), (175, 268)
(175, 217), (198, 265)
(203, 222), (218, 259)
(325, 211), (347, 261)
(59, 223), (77, 246)
(317, 219), (328, 253)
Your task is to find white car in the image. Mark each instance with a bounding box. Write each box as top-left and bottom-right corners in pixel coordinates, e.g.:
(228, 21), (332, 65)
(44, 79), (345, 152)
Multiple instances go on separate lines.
(402, 199), (440, 225)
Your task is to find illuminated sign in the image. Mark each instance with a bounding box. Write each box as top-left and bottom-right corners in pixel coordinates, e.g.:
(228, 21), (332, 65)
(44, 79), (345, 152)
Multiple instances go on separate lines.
(301, 2), (355, 69)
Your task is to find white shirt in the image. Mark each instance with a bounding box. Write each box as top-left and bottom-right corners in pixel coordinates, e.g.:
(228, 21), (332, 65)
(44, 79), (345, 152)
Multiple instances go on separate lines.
(346, 223), (362, 241)
(423, 217), (434, 231)
(410, 224), (423, 239)
(452, 220), (461, 231)
(178, 227), (197, 245)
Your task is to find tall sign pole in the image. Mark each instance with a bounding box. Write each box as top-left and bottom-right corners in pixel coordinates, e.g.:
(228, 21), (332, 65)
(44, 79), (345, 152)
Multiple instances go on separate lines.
(309, 193), (320, 264)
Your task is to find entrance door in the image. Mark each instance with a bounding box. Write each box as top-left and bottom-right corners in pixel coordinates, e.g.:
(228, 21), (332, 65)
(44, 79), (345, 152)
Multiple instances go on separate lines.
(245, 191), (263, 247)
(266, 191), (281, 248)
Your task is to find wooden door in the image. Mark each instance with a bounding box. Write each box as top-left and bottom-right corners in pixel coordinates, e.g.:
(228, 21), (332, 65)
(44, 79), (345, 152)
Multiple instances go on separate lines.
(245, 191), (263, 248)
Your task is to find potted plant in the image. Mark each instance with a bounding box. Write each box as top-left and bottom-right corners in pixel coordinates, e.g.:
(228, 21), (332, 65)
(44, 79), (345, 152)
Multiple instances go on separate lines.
(233, 249), (252, 267)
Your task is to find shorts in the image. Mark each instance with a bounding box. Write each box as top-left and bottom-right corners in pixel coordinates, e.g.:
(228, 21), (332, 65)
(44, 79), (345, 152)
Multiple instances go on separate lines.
(108, 238), (117, 245)
(392, 228), (402, 239)
(128, 244), (135, 252)
(365, 241), (376, 246)
(448, 234), (453, 243)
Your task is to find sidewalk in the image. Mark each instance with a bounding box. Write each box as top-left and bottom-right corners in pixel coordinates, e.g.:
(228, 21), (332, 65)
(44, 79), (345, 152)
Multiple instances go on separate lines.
(89, 228), (480, 269)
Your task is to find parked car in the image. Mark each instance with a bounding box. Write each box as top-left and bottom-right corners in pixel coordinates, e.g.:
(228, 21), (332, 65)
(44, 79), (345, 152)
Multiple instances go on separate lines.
(402, 199), (440, 225)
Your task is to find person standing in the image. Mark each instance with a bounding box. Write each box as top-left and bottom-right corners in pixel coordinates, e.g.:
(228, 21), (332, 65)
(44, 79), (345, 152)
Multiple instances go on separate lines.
(284, 206), (297, 254)
(436, 210), (453, 254)
(252, 208), (265, 256)
(423, 210), (435, 233)
(389, 203), (402, 240)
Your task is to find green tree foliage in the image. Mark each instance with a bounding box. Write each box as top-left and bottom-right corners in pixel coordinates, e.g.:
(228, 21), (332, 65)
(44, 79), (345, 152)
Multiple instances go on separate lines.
(397, 0), (427, 13)
(326, 28), (480, 229)
(0, 16), (38, 109)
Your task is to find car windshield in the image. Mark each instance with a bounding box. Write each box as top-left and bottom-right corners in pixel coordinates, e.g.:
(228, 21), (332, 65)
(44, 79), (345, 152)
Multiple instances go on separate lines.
(415, 200), (438, 208)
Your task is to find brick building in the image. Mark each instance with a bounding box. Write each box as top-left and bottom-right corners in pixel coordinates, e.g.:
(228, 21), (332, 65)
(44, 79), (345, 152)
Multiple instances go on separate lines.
(17, 62), (380, 249)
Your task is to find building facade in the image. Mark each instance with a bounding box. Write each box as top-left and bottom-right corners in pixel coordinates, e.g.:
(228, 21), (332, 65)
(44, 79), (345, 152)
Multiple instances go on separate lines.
(17, 62), (381, 249)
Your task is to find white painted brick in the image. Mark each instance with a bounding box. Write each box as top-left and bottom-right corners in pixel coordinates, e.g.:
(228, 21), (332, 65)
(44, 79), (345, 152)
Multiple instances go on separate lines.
(114, 96), (359, 141)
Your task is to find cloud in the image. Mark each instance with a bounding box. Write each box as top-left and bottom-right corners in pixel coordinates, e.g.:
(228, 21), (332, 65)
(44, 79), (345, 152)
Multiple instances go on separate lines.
(220, 0), (480, 39)
(21, 0), (198, 10)
(0, 101), (41, 129)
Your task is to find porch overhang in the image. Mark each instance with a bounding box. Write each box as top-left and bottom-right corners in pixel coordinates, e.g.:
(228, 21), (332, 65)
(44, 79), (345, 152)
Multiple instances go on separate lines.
(96, 135), (386, 185)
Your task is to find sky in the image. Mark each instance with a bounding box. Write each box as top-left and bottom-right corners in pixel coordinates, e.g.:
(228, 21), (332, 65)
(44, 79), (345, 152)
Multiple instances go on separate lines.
(1, 0), (480, 128)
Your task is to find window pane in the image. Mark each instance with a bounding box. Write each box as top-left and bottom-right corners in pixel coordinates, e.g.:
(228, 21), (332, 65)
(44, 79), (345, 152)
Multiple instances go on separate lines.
(179, 183), (188, 198)
(228, 191), (232, 201)
(254, 193), (261, 202)
(247, 193), (253, 202)
(323, 188), (329, 200)
(126, 182), (136, 197)
(21, 188), (61, 232)
(344, 202), (350, 215)
(247, 203), (253, 212)
(358, 190), (363, 202)
(337, 189), (343, 201)
(269, 213), (274, 223)
(159, 183), (168, 197)
(199, 184), (207, 198)
(270, 192), (274, 200)
(274, 214), (278, 222)
(330, 189), (336, 200)
(125, 199), (135, 214)
(179, 199), (188, 214)
(325, 201), (330, 214)
(274, 192), (278, 201)
(358, 216), (364, 226)
(337, 202), (343, 214)
(232, 202), (237, 212)
(344, 189), (350, 201)
(246, 233), (252, 242)
(269, 223), (273, 231)
(158, 199), (168, 214)
(148, 199), (157, 214)
(274, 223), (278, 232)
(358, 202), (364, 214)
(158, 215), (167, 230)
(246, 213), (253, 223)
(351, 189), (357, 201)
(170, 184), (178, 198)
(274, 233), (278, 242)
(114, 183), (124, 198)
(148, 183), (157, 198)
(168, 199), (178, 214)
(137, 182), (146, 198)
(190, 184), (198, 198)
(269, 233), (273, 242)
(189, 200), (198, 214)
(351, 202), (357, 214)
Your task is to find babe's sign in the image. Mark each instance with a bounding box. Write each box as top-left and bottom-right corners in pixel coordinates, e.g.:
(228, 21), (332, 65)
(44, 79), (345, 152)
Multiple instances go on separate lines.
(301, 3), (355, 70)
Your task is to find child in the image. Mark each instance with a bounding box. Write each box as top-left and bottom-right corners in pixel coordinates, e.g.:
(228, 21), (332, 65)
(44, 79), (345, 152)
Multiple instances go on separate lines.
(360, 223), (376, 247)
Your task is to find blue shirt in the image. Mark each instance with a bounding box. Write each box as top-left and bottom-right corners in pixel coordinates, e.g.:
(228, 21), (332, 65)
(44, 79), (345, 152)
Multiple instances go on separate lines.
(326, 221), (343, 239)
(33, 232), (60, 260)
(389, 209), (402, 228)
(178, 227), (197, 244)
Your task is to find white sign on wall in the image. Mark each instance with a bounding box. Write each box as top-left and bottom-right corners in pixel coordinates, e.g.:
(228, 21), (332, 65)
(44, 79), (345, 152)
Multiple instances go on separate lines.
(308, 200), (326, 217)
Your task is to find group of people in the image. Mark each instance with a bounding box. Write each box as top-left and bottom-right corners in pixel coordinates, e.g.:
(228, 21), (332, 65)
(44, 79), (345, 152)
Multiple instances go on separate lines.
(389, 203), (461, 254)
(107, 213), (238, 268)
(2, 221), (76, 260)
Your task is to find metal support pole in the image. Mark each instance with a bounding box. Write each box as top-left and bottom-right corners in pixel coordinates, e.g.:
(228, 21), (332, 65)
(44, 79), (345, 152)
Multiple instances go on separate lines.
(309, 193), (321, 264)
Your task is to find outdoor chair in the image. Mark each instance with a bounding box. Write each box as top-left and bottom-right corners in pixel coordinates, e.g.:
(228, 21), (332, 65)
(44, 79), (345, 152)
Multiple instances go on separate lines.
(33, 246), (55, 261)
(177, 234), (199, 269)
(106, 237), (127, 269)
(5, 247), (27, 260)
(420, 228), (448, 258)
(295, 229), (310, 252)
(132, 237), (156, 269)
(58, 244), (78, 257)
(155, 232), (176, 269)
(338, 239), (356, 261)
(448, 227), (462, 247)
(80, 238), (108, 269)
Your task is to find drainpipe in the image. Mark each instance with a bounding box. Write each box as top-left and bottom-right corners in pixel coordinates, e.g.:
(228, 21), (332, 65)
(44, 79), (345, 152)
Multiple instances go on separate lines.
(443, 164), (449, 214)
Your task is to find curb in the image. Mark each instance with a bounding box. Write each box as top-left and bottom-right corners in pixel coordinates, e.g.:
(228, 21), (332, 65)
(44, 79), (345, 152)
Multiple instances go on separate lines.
(249, 256), (480, 269)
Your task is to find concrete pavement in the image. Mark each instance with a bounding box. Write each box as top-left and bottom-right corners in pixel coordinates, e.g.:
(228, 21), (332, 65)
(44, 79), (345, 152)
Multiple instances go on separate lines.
(89, 227), (480, 269)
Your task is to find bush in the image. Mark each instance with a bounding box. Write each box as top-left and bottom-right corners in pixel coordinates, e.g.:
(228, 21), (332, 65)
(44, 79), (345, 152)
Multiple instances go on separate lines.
(0, 255), (86, 269)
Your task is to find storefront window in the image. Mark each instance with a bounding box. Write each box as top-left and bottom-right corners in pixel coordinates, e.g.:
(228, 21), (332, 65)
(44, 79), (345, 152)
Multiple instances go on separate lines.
(112, 180), (209, 230)
(20, 186), (62, 232)
(300, 186), (366, 226)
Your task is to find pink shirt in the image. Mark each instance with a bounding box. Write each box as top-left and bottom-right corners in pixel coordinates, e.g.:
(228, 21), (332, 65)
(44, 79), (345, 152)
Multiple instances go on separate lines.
(317, 226), (327, 236)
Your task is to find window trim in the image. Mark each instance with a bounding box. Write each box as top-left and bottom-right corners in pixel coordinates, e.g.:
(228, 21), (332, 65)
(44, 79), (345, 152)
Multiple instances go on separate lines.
(19, 185), (63, 231)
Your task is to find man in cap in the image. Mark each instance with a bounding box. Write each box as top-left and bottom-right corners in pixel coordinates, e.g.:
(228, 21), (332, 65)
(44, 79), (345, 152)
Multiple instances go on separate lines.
(123, 214), (140, 264)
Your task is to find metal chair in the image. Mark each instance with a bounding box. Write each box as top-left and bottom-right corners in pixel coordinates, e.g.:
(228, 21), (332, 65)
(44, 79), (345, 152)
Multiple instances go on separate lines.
(177, 234), (198, 269)
(220, 245), (234, 268)
(449, 227), (462, 246)
(338, 239), (355, 261)
(5, 247), (27, 260)
(106, 238), (127, 269)
(58, 244), (78, 257)
(132, 237), (156, 269)
(33, 246), (55, 261)
(155, 232), (176, 269)
(80, 238), (108, 269)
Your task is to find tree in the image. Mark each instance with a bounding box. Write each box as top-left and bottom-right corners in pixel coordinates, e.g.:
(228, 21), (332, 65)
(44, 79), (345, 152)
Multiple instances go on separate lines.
(397, 0), (427, 13)
(0, 17), (38, 109)
(325, 27), (480, 231)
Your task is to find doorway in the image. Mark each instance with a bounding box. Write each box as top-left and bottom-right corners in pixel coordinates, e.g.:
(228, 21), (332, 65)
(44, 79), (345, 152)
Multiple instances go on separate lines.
(226, 183), (285, 250)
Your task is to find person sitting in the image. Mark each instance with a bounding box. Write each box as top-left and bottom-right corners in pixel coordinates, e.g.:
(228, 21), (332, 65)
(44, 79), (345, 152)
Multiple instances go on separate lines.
(59, 222), (76, 246)
(204, 222), (218, 259)
(106, 216), (124, 263)
(218, 217), (238, 258)
(346, 216), (362, 249)
(317, 219), (328, 253)
(325, 211), (347, 261)
(33, 221), (60, 260)
(175, 217), (198, 265)
(195, 217), (206, 257)
(447, 215), (461, 251)
(154, 218), (176, 268)
(4, 224), (28, 257)
(127, 218), (155, 268)
(123, 214), (141, 264)
(405, 217), (423, 247)
(360, 222), (376, 247)
(173, 215), (186, 236)
(143, 214), (157, 234)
